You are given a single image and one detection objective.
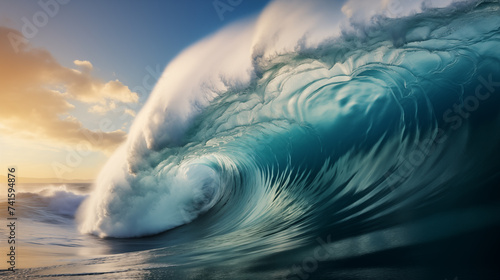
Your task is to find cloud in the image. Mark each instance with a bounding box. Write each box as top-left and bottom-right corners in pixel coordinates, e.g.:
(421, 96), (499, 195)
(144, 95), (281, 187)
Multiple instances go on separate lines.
(0, 26), (138, 153)
(124, 109), (136, 117)
(88, 101), (117, 114)
(74, 59), (93, 72)
(65, 64), (139, 103)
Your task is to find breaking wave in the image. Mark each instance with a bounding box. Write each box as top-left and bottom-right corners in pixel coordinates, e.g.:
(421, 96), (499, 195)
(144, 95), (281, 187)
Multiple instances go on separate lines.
(78, 1), (500, 262)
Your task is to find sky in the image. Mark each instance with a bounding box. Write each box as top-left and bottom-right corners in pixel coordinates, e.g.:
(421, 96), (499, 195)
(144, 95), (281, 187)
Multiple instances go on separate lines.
(0, 0), (271, 181)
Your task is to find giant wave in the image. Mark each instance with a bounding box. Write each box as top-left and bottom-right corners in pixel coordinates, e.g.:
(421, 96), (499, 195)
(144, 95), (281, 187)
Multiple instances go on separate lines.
(78, 0), (500, 262)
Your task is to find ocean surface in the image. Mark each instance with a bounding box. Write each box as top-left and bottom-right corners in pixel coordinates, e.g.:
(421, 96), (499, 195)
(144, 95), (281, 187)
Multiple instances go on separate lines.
(2, 0), (500, 279)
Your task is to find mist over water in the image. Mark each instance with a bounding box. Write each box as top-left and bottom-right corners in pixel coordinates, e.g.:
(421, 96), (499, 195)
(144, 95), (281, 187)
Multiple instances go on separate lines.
(3, 0), (499, 279)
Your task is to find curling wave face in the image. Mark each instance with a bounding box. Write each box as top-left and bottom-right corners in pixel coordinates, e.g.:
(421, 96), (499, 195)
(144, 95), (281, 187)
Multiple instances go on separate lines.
(78, 0), (500, 260)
